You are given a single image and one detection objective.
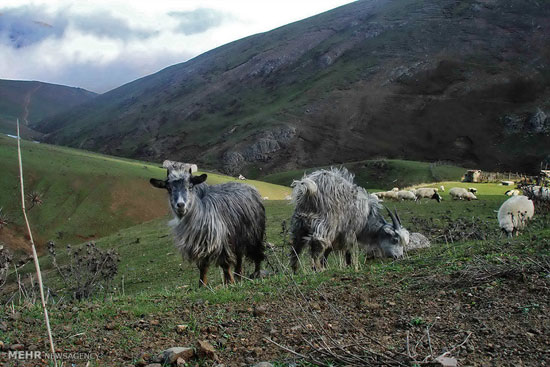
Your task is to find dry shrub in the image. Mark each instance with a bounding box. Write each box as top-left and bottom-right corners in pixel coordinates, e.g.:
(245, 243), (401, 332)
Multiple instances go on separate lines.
(48, 241), (120, 300)
(0, 244), (12, 289)
(410, 216), (498, 243)
(0, 208), (9, 229)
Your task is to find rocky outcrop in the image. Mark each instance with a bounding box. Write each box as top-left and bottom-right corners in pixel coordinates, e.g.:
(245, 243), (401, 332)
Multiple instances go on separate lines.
(501, 108), (549, 135)
(222, 126), (296, 174)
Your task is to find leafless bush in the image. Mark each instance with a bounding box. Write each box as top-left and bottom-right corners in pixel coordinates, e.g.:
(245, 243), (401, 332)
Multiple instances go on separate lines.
(26, 191), (44, 211)
(410, 216), (498, 243)
(48, 241), (120, 300)
(0, 244), (12, 289)
(0, 208), (9, 229)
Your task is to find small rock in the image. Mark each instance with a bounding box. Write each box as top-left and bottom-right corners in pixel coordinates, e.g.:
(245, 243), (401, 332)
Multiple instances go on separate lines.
(0, 341), (4, 350)
(252, 347), (263, 357)
(150, 320), (160, 326)
(435, 356), (458, 367)
(176, 324), (188, 334)
(105, 322), (116, 330)
(162, 347), (195, 364)
(253, 305), (267, 317)
(254, 363), (274, 367)
(145, 364), (162, 367)
(197, 340), (217, 360)
(10, 344), (25, 351)
(176, 357), (186, 367)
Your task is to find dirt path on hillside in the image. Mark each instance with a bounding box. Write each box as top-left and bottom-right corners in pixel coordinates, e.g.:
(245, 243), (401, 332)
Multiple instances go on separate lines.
(21, 84), (41, 125)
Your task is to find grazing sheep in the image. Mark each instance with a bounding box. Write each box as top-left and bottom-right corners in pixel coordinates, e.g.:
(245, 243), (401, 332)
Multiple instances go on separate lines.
(440, 185), (445, 192)
(374, 191), (399, 201)
(150, 162), (266, 287)
(238, 174), (246, 180)
(289, 168), (409, 272)
(468, 187), (478, 194)
(498, 195), (534, 237)
(505, 189), (520, 196)
(397, 190), (417, 201)
(414, 188), (442, 202)
(449, 187), (477, 200)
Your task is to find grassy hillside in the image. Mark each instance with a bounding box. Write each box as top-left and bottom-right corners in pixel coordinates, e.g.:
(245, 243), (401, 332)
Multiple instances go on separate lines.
(38, 0), (550, 175)
(0, 135), (290, 257)
(2, 180), (548, 366)
(261, 159), (466, 191)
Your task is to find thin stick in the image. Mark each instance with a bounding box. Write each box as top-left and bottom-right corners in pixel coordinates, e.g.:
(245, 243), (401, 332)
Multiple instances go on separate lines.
(17, 120), (57, 365)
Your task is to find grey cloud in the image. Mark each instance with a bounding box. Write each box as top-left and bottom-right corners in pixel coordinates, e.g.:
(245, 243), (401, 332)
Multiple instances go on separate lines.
(71, 11), (157, 41)
(169, 8), (228, 35)
(0, 6), (67, 48)
(0, 5), (155, 48)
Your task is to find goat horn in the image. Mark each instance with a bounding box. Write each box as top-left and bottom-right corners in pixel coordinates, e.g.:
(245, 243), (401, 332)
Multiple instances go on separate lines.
(394, 209), (402, 226)
(385, 206), (400, 229)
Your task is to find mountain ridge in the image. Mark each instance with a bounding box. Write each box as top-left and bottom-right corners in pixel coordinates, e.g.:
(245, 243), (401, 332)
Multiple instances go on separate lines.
(36, 0), (550, 175)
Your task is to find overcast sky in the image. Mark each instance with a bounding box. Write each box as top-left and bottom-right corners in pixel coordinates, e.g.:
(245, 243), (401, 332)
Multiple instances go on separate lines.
(0, 0), (355, 93)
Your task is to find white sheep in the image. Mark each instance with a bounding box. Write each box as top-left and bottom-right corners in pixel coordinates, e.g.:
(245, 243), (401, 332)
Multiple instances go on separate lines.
(397, 190), (416, 201)
(468, 187), (477, 194)
(391, 187), (399, 192)
(440, 185), (445, 192)
(498, 195), (534, 237)
(449, 187), (477, 200)
(374, 191), (398, 200)
(464, 192), (478, 200)
(414, 188), (442, 202)
(505, 189), (520, 196)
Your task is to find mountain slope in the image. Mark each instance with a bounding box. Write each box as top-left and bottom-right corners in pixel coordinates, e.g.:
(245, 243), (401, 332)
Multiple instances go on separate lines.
(0, 79), (96, 138)
(38, 0), (550, 175)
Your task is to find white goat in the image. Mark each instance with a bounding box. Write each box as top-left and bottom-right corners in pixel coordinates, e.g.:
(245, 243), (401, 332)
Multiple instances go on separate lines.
(498, 195), (534, 237)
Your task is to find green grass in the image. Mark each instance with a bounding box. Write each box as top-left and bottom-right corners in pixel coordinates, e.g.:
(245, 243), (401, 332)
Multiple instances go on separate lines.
(0, 135), (290, 252)
(261, 159), (466, 191)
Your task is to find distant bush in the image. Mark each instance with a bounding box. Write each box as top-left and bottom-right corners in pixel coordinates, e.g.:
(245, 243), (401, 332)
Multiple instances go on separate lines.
(48, 241), (120, 300)
(0, 244), (12, 289)
(0, 207), (9, 230)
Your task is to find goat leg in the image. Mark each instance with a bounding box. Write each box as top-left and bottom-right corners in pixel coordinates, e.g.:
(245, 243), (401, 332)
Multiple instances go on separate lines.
(222, 263), (235, 285)
(235, 255), (243, 281)
(197, 260), (209, 288)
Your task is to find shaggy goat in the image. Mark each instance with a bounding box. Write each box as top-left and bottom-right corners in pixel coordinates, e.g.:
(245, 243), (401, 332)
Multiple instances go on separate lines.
(289, 168), (409, 272)
(414, 188), (442, 202)
(498, 195), (534, 237)
(150, 163), (266, 287)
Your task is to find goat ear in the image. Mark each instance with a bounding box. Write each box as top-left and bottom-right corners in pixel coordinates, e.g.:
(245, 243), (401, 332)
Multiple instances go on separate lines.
(150, 178), (167, 189)
(191, 174), (207, 185)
